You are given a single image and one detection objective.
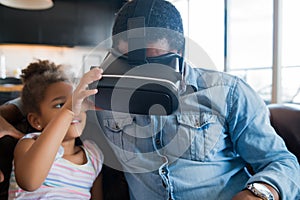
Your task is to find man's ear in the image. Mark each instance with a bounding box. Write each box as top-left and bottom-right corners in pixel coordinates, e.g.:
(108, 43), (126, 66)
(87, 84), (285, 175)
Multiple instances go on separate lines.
(27, 113), (43, 131)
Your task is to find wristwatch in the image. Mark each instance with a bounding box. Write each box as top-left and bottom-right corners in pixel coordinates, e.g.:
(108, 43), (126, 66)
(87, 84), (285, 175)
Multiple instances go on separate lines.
(246, 183), (275, 200)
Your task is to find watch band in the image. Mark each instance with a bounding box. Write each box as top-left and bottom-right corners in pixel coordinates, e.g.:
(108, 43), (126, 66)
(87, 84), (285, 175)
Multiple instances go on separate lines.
(246, 183), (275, 200)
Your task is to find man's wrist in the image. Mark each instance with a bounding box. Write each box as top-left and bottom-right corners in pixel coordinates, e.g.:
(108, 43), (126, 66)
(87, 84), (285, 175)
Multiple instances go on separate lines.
(262, 183), (280, 200)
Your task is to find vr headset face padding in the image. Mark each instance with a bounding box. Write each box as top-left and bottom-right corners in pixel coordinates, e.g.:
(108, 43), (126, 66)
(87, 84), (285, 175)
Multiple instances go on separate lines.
(90, 50), (183, 115)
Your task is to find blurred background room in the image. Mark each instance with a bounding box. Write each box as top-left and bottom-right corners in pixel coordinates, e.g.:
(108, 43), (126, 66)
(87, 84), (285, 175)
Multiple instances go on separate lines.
(0, 0), (299, 105)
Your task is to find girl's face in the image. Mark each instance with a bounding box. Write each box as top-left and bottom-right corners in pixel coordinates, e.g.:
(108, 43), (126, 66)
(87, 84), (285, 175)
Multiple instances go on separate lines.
(37, 81), (87, 140)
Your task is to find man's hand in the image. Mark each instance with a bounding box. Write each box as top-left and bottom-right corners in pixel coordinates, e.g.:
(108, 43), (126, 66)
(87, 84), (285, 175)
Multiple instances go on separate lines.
(232, 183), (279, 200)
(0, 116), (24, 139)
(232, 189), (265, 200)
(0, 169), (4, 183)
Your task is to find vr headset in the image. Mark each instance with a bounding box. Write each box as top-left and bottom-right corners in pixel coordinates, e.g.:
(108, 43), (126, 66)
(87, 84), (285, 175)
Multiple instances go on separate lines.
(90, 49), (183, 115)
(90, 0), (184, 115)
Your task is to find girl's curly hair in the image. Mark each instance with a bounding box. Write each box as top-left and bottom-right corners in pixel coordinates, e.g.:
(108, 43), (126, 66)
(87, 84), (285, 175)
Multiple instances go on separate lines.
(21, 60), (70, 115)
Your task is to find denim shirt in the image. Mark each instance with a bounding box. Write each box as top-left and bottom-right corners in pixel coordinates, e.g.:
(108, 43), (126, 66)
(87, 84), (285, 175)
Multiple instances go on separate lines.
(96, 65), (300, 200)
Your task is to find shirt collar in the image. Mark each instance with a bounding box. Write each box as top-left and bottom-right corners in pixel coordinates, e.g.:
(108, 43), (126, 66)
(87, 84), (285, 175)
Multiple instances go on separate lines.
(182, 63), (199, 91)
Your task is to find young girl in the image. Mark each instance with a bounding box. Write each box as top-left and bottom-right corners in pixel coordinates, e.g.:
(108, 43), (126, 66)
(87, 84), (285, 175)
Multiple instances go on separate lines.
(8, 60), (104, 199)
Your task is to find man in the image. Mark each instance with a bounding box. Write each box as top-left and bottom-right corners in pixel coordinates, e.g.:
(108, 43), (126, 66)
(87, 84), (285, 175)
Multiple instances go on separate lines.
(94, 0), (300, 199)
(1, 0), (299, 200)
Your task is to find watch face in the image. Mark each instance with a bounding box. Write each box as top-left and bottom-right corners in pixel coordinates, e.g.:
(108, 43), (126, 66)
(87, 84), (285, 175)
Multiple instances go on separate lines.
(247, 183), (274, 200)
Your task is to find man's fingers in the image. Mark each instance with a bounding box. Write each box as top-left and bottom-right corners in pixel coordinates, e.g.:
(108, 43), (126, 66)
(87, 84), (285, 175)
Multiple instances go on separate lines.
(8, 130), (24, 139)
(0, 129), (24, 140)
(0, 170), (4, 183)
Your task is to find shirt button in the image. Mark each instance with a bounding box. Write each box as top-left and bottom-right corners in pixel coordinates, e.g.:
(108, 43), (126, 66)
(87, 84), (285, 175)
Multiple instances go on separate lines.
(195, 119), (201, 128)
(155, 138), (161, 145)
(161, 157), (167, 163)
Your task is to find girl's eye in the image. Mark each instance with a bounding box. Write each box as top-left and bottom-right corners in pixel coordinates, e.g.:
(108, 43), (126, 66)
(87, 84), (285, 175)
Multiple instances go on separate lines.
(54, 103), (64, 108)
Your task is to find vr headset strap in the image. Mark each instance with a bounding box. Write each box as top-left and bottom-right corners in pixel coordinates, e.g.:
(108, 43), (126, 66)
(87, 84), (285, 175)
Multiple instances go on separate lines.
(127, 0), (156, 65)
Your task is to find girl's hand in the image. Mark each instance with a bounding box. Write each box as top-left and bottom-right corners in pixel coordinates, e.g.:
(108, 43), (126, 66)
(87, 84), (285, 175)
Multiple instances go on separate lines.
(66, 67), (103, 115)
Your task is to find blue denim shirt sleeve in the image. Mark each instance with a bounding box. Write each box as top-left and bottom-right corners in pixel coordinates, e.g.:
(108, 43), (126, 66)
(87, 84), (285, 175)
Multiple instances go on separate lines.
(227, 77), (300, 199)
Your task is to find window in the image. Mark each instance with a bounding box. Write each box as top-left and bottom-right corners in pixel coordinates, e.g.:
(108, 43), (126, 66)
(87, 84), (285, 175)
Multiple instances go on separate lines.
(171, 0), (224, 71)
(226, 0), (273, 103)
(281, 0), (300, 103)
(172, 0), (300, 104)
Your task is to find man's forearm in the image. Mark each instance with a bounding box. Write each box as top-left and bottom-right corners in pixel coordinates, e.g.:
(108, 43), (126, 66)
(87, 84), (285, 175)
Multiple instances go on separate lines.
(0, 103), (25, 138)
(0, 103), (24, 124)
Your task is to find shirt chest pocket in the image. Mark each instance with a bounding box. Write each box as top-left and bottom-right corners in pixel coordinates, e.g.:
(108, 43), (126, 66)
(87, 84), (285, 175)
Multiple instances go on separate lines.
(176, 112), (223, 161)
(103, 117), (137, 162)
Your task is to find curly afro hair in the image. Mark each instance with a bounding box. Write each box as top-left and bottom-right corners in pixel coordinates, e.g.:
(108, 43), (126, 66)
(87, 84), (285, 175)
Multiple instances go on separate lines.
(21, 60), (70, 115)
(112, 0), (185, 53)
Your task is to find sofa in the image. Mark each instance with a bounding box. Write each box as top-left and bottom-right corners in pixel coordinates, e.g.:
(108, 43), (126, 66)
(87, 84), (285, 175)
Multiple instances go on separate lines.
(268, 103), (300, 163)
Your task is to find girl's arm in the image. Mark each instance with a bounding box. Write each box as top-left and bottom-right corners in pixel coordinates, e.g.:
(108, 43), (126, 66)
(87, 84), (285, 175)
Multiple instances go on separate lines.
(14, 108), (75, 191)
(14, 68), (103, 191)
(91, 172), (103, 200)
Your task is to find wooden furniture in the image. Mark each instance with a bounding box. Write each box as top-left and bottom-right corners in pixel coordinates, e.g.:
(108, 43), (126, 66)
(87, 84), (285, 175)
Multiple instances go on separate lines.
(0, 78), (22, 104)
(268, 103), (300, 163)
(0, 84), (23, 92)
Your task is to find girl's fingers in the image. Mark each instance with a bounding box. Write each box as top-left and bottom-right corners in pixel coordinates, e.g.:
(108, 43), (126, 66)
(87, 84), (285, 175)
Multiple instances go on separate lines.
(71, 68), (102, 114)
(72, 89), (98, 115)
(75, 89), (98, 104)
(76, 68), (103, 91)
(82, 98), (96, 111)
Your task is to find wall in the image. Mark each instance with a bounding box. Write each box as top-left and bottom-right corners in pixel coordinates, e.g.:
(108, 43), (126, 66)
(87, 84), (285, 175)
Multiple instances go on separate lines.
(0, 44), (109, 79)
(0, 0), (123, 46)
